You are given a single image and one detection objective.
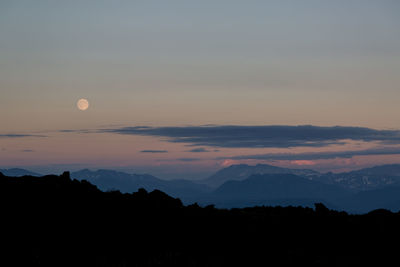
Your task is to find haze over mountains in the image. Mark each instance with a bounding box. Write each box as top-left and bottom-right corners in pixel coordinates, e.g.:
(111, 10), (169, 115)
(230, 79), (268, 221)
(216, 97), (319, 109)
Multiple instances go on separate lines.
(2, 163), (400, 213)
(208, 173), (351, 210)
(70, 169), (211, 201)
(0, 168), (41, 177)
(202, 164), (321, 188)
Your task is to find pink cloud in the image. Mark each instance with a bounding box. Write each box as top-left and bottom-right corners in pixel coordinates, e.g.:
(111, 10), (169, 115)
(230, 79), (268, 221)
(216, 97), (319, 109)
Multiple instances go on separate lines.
(290, 160), (316, 166)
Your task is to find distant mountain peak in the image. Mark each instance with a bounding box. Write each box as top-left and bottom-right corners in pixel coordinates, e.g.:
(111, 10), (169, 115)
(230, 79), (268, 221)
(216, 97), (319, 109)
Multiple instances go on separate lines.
(201, 163), (320, 188)
(210, 172), (350, 209)
(202, 163), (400, 191)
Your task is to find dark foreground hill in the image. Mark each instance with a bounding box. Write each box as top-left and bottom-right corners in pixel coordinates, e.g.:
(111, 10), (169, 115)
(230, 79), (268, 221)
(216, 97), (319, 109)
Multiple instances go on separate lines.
(1, 172), (400, 266)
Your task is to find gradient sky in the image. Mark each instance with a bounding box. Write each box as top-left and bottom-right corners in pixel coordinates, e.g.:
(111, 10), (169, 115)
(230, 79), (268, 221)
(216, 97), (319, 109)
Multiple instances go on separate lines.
(1, 1), (400, 178)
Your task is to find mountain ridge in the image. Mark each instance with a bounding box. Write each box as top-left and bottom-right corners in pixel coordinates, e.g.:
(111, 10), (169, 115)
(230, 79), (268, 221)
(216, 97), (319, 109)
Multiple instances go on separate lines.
(70, 169), (211, 203)
(203, 173), (350, 210)
(201, 163), (400, 191)
(200, 163), (321, 188)
(0, 168), (41, 177)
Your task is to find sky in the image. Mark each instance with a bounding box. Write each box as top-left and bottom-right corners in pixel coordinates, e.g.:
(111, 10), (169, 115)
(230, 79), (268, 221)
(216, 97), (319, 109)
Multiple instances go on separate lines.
(1, 1), (400, 179)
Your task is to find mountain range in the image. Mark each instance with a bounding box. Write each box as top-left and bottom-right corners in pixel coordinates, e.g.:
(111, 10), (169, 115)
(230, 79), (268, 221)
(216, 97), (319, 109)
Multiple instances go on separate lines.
(201, 164), (320, 188)
(206, 173), (351, 209)
(2, 163), (400, 213)
(200, 163), (400, 191)
(313, 164), (400, 191)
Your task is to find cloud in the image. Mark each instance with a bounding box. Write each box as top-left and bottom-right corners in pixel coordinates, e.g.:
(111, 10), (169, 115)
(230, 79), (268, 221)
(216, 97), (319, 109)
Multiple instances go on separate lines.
(59, 129), (93, 134)
(21, 149), (35, 153)
(177, 158), (202, 162)
(219, 147), (400, 161)
(140, 150), (168, 153)
(100, 125), (400, 148)
(0, 134), (47, 138)
(186, 148), (211, 152)
(156, 158), (202, 162)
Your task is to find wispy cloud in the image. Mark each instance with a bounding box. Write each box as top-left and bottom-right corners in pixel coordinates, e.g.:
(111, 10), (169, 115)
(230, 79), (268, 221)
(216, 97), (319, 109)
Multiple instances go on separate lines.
(59, 129), (93, 134)
(140, 150), (168, 153)
(20, 149), (35, 153)
(100, 125), (400, 148)
(157, 157), (202, 162)
(219, 147), (400, 161)
(0, 134), (47, 138)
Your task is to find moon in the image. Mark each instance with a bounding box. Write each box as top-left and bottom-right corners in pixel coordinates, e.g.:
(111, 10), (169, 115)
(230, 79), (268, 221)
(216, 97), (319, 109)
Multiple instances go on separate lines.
(77, 99), (89, 111)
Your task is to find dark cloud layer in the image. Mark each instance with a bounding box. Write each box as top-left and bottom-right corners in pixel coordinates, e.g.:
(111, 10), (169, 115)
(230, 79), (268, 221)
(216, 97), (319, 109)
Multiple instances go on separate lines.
(101, 125), (400, 148)
(186, 148), (211, 152)
(177, 158), (201, 162)
(220, 147), (400, 161)
(59, 129), (93, 134)
(140, 150), (168, 153)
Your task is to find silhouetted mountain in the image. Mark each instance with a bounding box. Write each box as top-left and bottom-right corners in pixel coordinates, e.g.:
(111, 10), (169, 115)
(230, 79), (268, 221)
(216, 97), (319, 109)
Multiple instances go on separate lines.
(205, 173), (350, 209)
(2, 171), (400, 266)
(71, 169), (211, 203)
(0, 168), (41, 177)
(201, 164), (320, 188)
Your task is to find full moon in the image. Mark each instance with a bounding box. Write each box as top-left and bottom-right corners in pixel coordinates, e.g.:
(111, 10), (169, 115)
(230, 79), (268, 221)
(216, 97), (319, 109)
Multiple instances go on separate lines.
(77, 99), (89, 111)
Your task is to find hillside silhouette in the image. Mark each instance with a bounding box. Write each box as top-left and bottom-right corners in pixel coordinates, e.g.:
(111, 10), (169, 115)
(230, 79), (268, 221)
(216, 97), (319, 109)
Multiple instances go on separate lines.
(1, 171), (400, 266)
